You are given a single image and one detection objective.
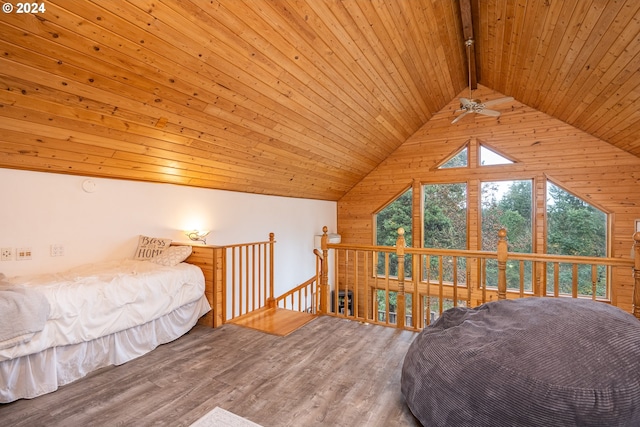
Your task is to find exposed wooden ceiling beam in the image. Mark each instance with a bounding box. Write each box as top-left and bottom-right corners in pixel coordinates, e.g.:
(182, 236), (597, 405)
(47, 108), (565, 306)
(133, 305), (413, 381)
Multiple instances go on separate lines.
(459, 0), (477, 90)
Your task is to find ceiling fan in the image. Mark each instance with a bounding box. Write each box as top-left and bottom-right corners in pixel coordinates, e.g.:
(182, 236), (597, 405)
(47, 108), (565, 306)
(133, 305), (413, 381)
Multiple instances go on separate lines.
(452, 39), (514, 124)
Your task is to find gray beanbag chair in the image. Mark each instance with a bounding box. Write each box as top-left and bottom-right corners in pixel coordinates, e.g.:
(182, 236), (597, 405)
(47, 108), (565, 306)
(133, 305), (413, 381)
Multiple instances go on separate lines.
(401, 298), (640, 426)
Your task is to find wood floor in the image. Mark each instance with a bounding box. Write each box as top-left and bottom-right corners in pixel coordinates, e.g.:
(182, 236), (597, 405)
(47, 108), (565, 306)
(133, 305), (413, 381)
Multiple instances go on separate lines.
(0, 316), (420, 427)
(230, 307), (317, 336)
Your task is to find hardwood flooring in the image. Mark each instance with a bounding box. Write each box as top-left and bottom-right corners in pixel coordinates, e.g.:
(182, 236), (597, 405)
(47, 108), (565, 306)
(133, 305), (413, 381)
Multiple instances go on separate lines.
(230, 307), (317, 336)
(0, 316), (420, 427)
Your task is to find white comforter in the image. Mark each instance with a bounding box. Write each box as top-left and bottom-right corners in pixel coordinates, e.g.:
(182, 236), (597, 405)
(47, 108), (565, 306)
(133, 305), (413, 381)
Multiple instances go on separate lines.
(0, 259), (205, 362)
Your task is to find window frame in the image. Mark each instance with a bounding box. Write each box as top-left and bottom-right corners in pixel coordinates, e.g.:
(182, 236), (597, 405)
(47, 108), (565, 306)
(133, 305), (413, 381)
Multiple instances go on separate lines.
(369, 173), (613, 301)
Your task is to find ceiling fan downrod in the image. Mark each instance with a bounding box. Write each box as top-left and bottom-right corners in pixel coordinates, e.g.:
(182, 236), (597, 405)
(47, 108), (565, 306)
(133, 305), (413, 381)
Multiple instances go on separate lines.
(451, 37), (514, 124)
(465, 38), (474, 99)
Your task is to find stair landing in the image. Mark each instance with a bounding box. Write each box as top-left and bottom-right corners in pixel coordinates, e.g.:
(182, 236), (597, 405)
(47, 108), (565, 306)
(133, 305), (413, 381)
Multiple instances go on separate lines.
(230, 307), (317, 336)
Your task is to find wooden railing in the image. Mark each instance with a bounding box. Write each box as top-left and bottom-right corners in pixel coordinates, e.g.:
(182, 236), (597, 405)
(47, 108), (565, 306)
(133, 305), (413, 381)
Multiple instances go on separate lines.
(315, 226), (640, 330)
(223, 233), (275, 322)
(217, 233), (319, 323)
(274, 249), (322, 313)
(215, 228), (640, 329)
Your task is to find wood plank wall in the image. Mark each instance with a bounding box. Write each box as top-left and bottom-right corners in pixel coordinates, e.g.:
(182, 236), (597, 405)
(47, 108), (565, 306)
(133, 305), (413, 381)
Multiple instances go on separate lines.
(337, 85), (640, 313)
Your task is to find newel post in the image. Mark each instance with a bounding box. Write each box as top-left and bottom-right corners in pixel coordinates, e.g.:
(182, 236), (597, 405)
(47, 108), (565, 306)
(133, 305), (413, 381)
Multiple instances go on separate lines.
(396, 227), (406, 329)
(319, 226), (329, 314)
(497, 228), (508, 300)
(633, 232), (640, 320)
(267, 232), (276, 308)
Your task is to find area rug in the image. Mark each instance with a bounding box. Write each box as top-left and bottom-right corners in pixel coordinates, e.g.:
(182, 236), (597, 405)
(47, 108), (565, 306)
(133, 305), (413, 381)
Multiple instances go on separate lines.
(190, 407), (262, 427)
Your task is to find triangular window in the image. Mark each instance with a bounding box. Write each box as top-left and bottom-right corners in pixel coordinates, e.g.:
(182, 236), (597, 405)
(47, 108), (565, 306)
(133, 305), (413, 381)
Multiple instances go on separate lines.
(479, 145), (513, 166)
(438, 146), (468, 169)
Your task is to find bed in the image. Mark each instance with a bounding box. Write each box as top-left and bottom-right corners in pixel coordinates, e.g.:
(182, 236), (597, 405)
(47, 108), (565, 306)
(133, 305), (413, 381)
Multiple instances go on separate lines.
(0, 245), (210, 403)
(401, 298), (640, 426)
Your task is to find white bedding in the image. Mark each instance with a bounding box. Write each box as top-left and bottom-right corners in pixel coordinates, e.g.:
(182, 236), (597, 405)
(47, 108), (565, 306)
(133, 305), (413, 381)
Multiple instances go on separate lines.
(0, 283), (50, 348)
(0, 259), (206, 362)
(1, 298), (210, 403)
(0, 259), (210, 403)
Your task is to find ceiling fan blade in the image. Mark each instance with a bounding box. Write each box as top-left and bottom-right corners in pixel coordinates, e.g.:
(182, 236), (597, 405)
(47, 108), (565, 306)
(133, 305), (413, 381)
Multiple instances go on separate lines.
(482, 96), (514, 107)
(452, 110), (472, 124)
(477, 108), (501, 117)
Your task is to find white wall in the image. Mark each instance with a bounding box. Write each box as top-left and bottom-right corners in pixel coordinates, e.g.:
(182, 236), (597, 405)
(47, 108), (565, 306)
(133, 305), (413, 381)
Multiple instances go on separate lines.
(0, 169), (336, 295)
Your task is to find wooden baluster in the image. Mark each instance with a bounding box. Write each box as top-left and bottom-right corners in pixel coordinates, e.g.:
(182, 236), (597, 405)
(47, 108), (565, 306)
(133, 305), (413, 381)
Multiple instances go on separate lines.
(438, 256), (444, 313)
(267, 233), (275, 309)
(553, 263), (560, 297)
(384, 253), (390, 323)
(534, 262), (542, 296)
(452, 256), (458, 306)
(426, 255), (432, 326)
(365, 250), (370, 323)
(412, 249), (419, 328)
(314, 249), (322, 314)
(396, 227), (406, 329)
(220, 247), (226, 325)
(633, 232), (640, 320)
(244, 245), (251, 313)
(591, 265), (598, 301)
(481, 258), (487, 303)
(320, 226), (329, 314)
(571, 264), (578, 299)
(466, 260), (472, 310)
(258, 244), (263, 308)
(519, 260), (525, 298)
(232, 247), (237, 318)
(497, 228), (508, 300)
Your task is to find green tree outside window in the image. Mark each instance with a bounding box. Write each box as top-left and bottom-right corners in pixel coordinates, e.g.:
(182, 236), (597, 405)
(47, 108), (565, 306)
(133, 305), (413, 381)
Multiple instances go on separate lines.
(546, 182), (607, 297)
(481, 180), (533, 290)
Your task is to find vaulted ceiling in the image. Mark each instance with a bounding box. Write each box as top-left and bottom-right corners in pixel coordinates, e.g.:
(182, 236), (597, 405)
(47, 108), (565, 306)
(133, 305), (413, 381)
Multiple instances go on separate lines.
(0, 0), (638, 201)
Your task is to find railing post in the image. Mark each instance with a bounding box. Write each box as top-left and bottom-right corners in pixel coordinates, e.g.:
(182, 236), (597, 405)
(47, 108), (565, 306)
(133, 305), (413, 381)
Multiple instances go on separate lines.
(319, 226), (329, 314)
(396, 227), (406, 329)
(497, 228), (508, 300)
(267, 232), (276, 308)
(633, 232), (640, 320)
(534, 264), (542, 296)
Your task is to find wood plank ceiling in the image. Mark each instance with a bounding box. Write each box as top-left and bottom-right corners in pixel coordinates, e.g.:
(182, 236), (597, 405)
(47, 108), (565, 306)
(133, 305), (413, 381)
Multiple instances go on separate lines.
(0, 0), (638, 201)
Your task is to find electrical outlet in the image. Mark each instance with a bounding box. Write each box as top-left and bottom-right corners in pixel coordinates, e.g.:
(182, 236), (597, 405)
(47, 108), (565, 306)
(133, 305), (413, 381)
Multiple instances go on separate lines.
(50, 244), (64, 257)
(16, 248), (32, 260)
(1, 248), (13, 261)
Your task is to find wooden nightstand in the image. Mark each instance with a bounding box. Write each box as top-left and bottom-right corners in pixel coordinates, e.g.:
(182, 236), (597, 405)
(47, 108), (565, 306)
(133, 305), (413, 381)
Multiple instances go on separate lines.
(171, 243), (224, 327)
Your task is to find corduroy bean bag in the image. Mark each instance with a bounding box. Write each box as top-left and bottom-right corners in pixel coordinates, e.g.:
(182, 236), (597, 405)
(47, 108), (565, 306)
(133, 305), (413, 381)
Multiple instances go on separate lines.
(401, 298), (640, 426)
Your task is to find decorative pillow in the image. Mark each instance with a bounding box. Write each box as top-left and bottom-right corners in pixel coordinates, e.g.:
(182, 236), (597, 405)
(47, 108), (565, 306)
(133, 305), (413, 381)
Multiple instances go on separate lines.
(133, 235), (172, 260)
(149, 245), (192, 267)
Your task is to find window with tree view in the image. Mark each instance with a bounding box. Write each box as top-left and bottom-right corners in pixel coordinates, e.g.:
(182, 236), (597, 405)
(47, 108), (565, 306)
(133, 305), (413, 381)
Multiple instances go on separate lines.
(375, 188), (412, 277)
(423, 183), (467, 285)
(439, 146), (468, 169)
(482, 180), (533, 290)
(546, 182), (607, 297)
(374, 188), (412, 324)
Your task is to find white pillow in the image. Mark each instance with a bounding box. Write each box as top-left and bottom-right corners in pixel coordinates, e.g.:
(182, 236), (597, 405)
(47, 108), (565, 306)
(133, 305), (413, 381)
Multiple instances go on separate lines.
(134, 235), (172, 260)
(149, 245), (192, 267)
